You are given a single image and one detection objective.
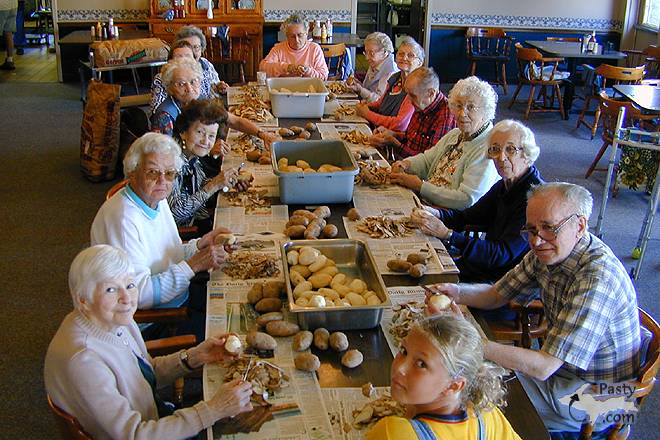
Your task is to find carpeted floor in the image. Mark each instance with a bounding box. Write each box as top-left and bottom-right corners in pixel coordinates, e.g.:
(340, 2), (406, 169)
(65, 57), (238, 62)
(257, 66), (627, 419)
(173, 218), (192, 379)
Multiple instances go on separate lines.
(0, 81), (656, 439)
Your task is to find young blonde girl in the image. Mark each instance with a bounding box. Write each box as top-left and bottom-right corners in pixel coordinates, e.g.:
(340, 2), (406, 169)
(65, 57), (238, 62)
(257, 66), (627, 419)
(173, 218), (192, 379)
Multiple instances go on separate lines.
(367, 313), (521, 439)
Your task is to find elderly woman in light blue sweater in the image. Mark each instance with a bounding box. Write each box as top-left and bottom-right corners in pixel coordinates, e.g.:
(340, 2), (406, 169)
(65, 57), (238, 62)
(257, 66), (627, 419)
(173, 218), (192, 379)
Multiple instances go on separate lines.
(390, 76), (500, 209)
(44, 245), (252, 440)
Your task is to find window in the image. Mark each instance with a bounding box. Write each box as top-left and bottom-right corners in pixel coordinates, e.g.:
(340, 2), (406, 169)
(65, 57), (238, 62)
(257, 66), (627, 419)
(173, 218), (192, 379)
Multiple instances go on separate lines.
(639, 0), (660, 30)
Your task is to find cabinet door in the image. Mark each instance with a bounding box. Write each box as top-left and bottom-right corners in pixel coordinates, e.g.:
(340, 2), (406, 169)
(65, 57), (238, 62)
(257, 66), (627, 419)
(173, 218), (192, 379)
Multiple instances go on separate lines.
(153, 0), (174, 15)
(188, 0), (221, 17)
(225, 0), (262, 16)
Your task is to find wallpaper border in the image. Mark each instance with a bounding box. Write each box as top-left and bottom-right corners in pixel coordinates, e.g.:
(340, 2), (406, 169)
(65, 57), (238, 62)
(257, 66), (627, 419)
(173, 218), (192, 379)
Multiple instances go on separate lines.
(430, 13), (623, 32)
(57, 9), (150, 22)
(264, 9), (351, 23)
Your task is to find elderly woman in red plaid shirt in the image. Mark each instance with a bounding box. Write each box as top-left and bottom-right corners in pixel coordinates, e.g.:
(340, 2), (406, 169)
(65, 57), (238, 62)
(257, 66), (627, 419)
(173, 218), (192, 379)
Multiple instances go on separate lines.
(368, 67), (456, 161)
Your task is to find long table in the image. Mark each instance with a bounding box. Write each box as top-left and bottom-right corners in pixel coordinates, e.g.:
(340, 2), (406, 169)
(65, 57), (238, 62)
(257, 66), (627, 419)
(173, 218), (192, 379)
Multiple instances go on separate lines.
(204, 109), (549, 439)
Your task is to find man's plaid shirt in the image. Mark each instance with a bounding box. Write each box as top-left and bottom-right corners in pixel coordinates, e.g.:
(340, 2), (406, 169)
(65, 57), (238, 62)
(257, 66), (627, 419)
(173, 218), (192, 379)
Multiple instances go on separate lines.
(396, 92), (456, 160)
(495, 233), (642, 383)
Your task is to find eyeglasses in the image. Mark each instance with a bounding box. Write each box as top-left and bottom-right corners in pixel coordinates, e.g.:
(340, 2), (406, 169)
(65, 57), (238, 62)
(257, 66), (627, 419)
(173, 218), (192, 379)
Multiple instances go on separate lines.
(487, 145), (524, 158)
(520, 213), (579, 242)
(449, 103), (480, 113)
(173, 78), (200, 89)
(396, 51), (418, 60)
(365, 49), (385, 57)
(144, 169), (179, 182)
(190, 44), (202, 51)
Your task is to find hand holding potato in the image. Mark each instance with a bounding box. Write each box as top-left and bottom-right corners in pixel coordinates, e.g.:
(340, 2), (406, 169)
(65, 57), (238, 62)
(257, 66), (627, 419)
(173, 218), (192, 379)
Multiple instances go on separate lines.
(188, 333), (241, 368)
(187, 244), (227, 273)
(424, 283), (461, 315)
(390, 160), (410, 174)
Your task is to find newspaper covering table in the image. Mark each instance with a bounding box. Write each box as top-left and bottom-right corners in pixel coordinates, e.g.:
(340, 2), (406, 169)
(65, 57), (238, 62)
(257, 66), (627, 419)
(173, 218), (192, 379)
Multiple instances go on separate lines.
(351, 184), (418, 217)
(321, 386), (393, 440)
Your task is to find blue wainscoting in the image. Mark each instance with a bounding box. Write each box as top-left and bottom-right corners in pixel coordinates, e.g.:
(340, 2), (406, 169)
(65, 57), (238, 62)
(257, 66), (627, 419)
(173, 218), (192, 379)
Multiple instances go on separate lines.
(428, 28), (621, 85)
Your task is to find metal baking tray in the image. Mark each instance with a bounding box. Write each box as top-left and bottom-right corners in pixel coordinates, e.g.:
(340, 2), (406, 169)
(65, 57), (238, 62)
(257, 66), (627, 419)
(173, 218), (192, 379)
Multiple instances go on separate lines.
(282, 239), (390, 331)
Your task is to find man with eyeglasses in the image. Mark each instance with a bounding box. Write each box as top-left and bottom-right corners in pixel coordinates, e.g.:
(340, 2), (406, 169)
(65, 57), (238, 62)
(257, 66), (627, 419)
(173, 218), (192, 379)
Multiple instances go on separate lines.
(91, 133), (235, 342)
(426, 182), (642, 435)
(368, 66), (455, 160)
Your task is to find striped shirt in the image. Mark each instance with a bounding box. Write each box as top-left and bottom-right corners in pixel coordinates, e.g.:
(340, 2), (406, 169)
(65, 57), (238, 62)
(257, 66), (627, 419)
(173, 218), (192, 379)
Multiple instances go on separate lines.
(496, 233), (641, 383)
(167, 154), (213, 226)
(149, 57), (220, 116)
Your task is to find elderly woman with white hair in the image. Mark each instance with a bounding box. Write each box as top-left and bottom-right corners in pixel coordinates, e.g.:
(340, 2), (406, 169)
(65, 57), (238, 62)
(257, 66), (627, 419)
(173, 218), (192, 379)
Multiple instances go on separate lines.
(151, 57), (203, 136)
(259, 14), (328, 79)
(346, 32), (398, 102)
(355, 36), (424, 131)
(44, 245), (253, 440)
(150, 25), (227, 115)
(411, 119), (544, 282)
(390, 76), (500, 209)
(91, 133), (233, 340)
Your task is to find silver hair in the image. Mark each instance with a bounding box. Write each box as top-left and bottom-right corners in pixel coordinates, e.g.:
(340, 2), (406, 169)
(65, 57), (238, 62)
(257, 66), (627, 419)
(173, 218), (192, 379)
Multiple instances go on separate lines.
(280, 14), (309, 34)
(69, 245), (134, 308)
(488, 119), (540, 163)
(415, 314), (508, 412)
(529, 182), (593, 219)
(174, 25), (207, 51)
(364, 32), (394, 54)
(123, 132), (183, 176)
(448, 76), (498, 122)
(160, 57), (202, 91)
(397, 36), (425, 62)
(406, 66), (439, 93)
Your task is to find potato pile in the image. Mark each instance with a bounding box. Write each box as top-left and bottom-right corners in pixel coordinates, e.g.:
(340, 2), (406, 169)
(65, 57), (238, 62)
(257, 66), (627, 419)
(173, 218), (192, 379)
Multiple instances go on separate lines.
(386, 252), (431, 278)
(246, 148), (272, 165)
(284, 207), (337, 239)
(278, 125), (312, 140)
(292, 328), (364, 372)
(286, 246), (381, 308)
(277, 157), (345, 173)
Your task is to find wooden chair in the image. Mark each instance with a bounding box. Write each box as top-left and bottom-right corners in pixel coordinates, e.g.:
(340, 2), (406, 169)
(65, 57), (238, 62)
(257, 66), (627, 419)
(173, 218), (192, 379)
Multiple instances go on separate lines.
(579, 308), (660, 439)
(322, 43), (347, 81)
(509, 43), (566, 120)
(585, 90), (657, 179)
(205, 29), (249, 85)
(47, 335), (197, 439)
(576, 64), (646, 139)
(489, 300), (548, 349)
(623, 45), (660, 80)
(465, 27), (514, 94)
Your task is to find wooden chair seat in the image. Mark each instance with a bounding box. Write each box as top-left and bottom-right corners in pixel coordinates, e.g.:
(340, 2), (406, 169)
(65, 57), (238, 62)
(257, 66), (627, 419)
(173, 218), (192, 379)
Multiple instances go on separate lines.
(579, 308), (660, 439)
(489, 299), (548, 349)
(508, 43), (566, 120)
(576, 64), (646, 139)
(585, 90), (658, 179)
(205, 28), (250, 85)
(465, 27), (513, 94)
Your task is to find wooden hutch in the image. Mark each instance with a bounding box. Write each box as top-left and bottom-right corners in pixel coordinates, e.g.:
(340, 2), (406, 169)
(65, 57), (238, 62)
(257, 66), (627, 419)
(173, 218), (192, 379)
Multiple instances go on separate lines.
(149, 0), (264, 81)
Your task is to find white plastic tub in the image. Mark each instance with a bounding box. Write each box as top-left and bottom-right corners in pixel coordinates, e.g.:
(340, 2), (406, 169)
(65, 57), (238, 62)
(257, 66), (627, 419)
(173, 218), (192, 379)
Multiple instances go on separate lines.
(267, 78), (329, 118)
(271, 139), (359, 204)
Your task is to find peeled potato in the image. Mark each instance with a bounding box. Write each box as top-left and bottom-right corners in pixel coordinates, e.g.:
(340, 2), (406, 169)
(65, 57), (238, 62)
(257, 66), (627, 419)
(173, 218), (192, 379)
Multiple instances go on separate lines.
(290, 264), (312, 279)
(346, 292), (366, 306)
(308, 294), (326, 308)
(224, 335), (242, 354)
(333, 284), (352, 297)
(331, 273), (347, 286)
(298, 247), (320, 265)
(430, 294), (452, 310)
(295, 297), (309, 307)
(348, 279), (367, 294)
(316, 265), (338, 277)
(296, 159), (310, 169)
(366, 295), (381, 305)
(293, 281), (313, 297)
(287, 250), (299, 266)
(308, 255), (328, 272)
(277, 158), (288, 169)
(309, 273), (333, 289)
(290, 270), (306, 287)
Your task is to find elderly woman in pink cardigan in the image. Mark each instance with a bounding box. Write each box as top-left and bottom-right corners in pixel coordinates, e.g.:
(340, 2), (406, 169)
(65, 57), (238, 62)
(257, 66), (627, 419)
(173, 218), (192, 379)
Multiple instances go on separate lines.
(259, 14), (329, 79)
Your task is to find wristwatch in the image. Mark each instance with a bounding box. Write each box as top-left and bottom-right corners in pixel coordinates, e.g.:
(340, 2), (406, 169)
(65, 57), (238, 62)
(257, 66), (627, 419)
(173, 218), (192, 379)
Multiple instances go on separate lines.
(179, 349), (194, 371)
